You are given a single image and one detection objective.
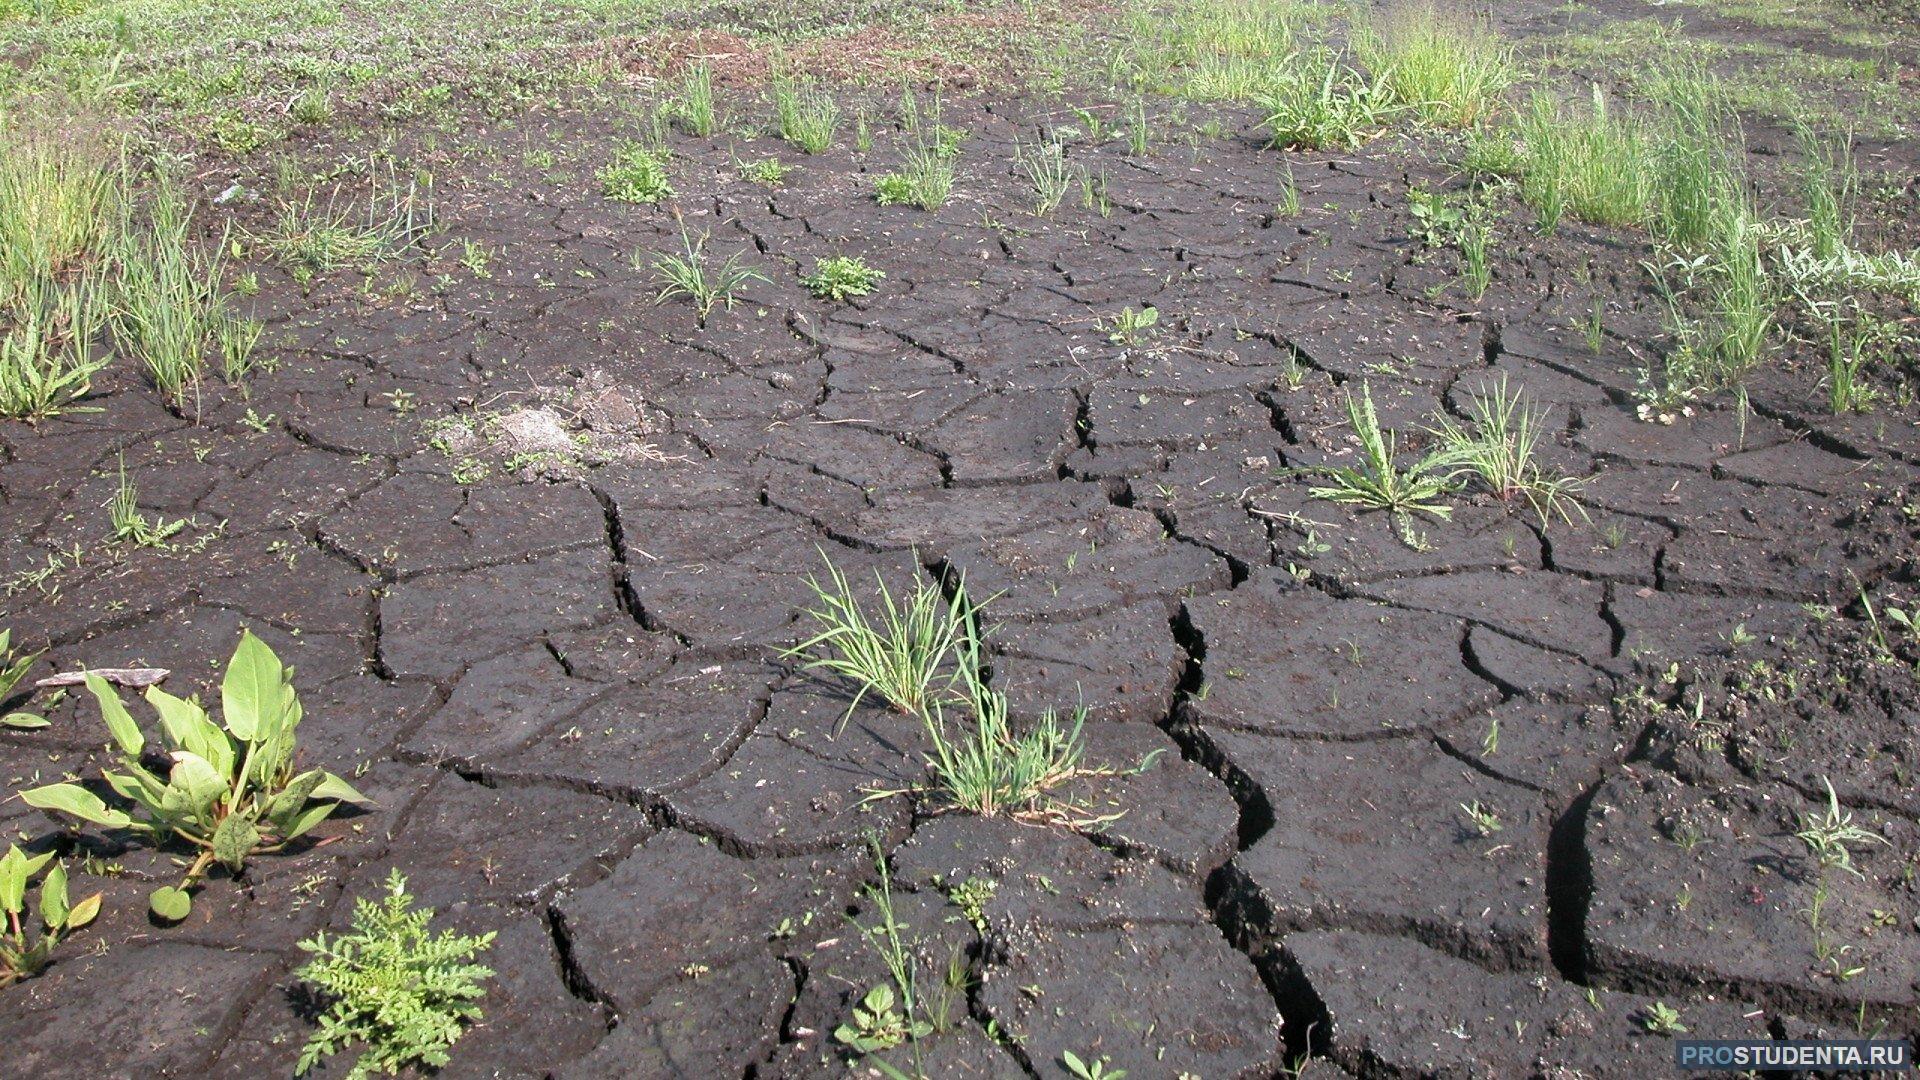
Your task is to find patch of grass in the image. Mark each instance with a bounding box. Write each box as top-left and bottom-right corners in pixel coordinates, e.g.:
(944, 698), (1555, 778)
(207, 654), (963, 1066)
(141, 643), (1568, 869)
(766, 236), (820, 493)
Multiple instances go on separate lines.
(296, 869), (495, 1079)
(1259, 48), (1394, 150)
(0, 124), (116, 309)
(669, 61), (717, 137)
(803, 255), (885, 301)
(1014, 130), (1072, 216)
(1427, 376), (1587, 527)
(875, 135), (955, 211)
(1305, 383), (1454, 521)
(600, 142), (674, 204)
(114, 181), (228, 408)
(252, 157), (434, 274)
(774, 75), (840, 154)
(644, 225), (767, 327)
(1354, 0), (1517, 128)
(783, 551), (975, 725)
(1514, 86), (1657, 233)
(924, 638), (1112, 824)
(0, 270), (109, 420)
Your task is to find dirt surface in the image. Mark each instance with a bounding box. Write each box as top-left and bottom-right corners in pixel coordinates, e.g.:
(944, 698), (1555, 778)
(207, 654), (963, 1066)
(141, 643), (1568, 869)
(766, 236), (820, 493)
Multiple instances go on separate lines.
(4, 2), (1920, 1077)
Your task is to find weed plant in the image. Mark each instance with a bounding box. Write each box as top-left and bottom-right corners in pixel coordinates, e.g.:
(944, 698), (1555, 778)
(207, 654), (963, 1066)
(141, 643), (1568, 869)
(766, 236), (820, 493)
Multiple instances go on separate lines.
(21, 631), (372, 920)
(645, 225), (767, 326)
(1427, 377), (1588, 526)
(1305, 383), (1455, 520)
(803, 256), (885, 301)
(775, 76), (841, 154)
(1260, 50), (1394, 150)
(1354, 1), (1518, 127)
(297, 870), (495, 1079)
(600, 142), (674, 203)
(0, 844), (101, 989)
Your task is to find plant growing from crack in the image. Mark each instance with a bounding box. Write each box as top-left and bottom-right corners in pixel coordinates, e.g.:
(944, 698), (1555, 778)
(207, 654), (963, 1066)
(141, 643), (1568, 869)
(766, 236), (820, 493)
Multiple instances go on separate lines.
(784, 550), (976, 728)
(296, 869), (494, 1079)
(21, 630), (372, 920)
(1425, 376), (1589, 527)
(0, 843), (102, 988)
(644, 224), (767, 327)
(1301, 382), (1456, 527)
(789, 553), (1152, 825)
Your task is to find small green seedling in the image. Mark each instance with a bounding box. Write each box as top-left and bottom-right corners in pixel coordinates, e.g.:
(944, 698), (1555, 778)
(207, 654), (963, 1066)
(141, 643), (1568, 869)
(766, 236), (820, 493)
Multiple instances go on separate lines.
(1104, 305), (1158, 345)
(0, 844), (102, 988)
(21, 630), (371, 920)
(1460, 800), (1503, 837)
(803, 256), (886, 301)
(0, 627), (47, 729)
(1063, 1050), (1127, 1079)
(834, 983), (930, 1054)
(297, 869), (495, 1079)
(1640, 1001), (1687, 1036)
(1794, 776), (1887, 878)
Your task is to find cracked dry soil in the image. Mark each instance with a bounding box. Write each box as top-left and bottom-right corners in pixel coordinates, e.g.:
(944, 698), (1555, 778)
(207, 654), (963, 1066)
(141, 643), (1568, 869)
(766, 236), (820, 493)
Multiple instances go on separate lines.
(4, 79), (1920, 1080)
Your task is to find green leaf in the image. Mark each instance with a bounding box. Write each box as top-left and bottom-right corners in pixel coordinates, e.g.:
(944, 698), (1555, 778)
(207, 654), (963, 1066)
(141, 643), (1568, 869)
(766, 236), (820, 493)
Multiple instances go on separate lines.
(0, 847), (25, 915)
(39, 862), (68, 927)
(146, 688), (233, 776)
(211, 812), (261, 871)
(84, 671), (144, 757)
(1, 712), (48, 729)
(149, 885), (192, 921)
(263, 769), (326, 829)
(20, 783), (134, 828)
(166, 753), (230, 816)
(66, 891), (102, 930)
(0, 648), (39, 699)
(311, 771), (372, 805)
(220, 629), (284, 743)
(280, 800), (336, 842)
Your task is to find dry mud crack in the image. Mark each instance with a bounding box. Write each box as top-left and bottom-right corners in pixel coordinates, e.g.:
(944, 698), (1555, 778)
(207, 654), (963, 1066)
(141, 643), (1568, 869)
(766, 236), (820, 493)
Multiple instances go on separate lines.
(4, 74), (1920, 1080)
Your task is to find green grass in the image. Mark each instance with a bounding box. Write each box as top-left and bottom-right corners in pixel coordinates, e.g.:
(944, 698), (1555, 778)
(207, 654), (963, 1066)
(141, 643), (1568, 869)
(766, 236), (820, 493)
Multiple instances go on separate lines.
(1354, 0), (1517, 128)
(1014, 130), (1072, 216)
(1426, 377), (1587, 527)
(774, 75), (840, 154)
(783, 552), (976, 726)
(113, 180), (228, 409)
(643, 225), (767, 327)
(669, 61), (717, 137)
(1259, 48), (1395, 150)
(874, 136), (955, 211)
(0, 271), (109, 420)
(1514, 86), (1657, 233)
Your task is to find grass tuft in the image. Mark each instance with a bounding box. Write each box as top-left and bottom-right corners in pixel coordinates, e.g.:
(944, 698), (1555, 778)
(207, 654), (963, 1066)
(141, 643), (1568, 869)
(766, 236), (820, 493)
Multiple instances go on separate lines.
(1354, 1), (1518, 128)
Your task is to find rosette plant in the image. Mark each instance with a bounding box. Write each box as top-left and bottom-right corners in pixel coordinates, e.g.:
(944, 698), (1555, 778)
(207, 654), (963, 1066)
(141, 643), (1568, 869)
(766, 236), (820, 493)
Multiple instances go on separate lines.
(21, 630), (370, 920)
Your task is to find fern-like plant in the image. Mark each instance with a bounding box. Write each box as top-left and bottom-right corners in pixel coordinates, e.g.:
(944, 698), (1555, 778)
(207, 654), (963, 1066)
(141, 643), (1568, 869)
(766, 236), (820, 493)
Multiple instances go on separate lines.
(296, 869), (495, 1079)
